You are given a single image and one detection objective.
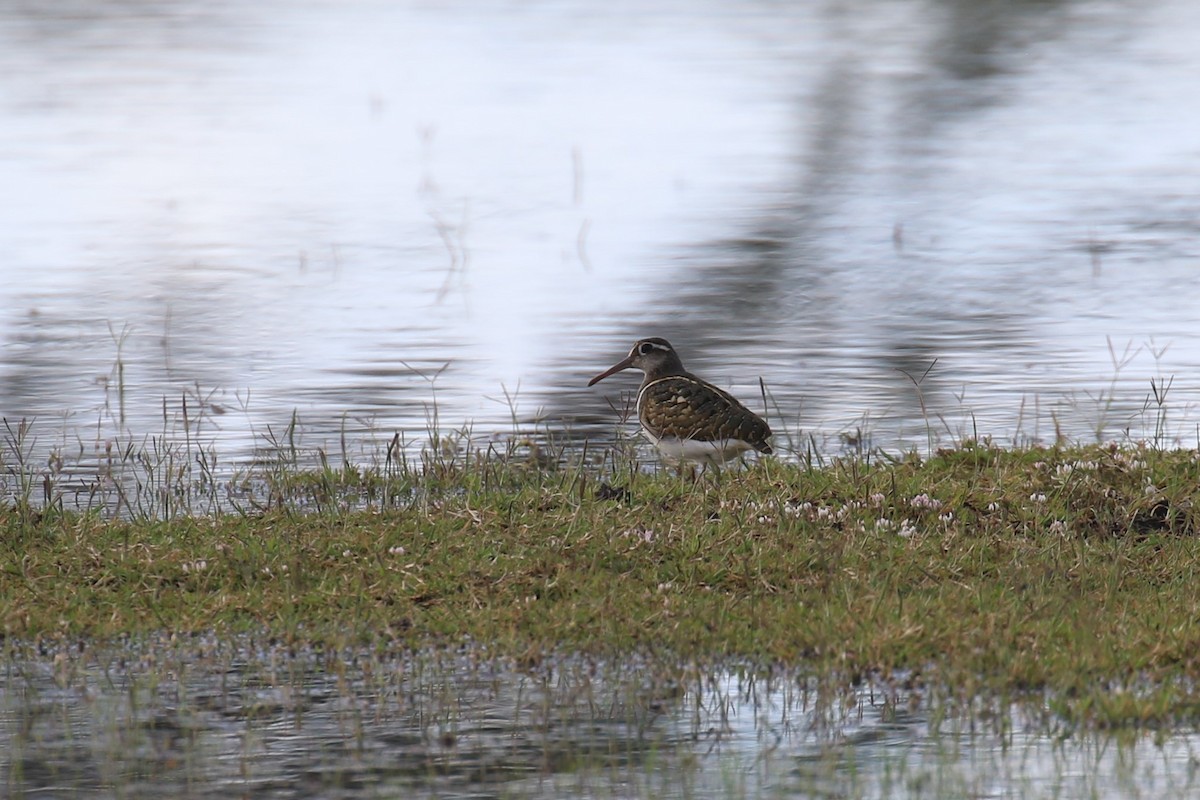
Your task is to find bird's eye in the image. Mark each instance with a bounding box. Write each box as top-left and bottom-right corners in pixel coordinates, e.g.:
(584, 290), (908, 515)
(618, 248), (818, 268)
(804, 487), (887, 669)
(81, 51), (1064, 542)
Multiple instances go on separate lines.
(638, 342), (655, 355)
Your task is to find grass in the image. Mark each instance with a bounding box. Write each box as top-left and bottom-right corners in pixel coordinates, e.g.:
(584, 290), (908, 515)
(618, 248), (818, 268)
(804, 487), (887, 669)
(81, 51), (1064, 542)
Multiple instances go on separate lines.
(6, 436), (1200, 729)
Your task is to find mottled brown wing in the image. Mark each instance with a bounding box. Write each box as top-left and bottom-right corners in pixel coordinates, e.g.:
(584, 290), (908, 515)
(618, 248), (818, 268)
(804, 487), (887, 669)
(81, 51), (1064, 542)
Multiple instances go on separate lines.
(638, 376), (773, 453)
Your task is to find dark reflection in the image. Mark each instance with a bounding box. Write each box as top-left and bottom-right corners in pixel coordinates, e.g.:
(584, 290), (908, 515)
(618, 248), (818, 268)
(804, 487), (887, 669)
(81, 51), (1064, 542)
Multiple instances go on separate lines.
(0, 0), (253, 55)
(1, 0), (1199, 484)
(559, 0), (1133, 457)
(930, 0), (1074, 82)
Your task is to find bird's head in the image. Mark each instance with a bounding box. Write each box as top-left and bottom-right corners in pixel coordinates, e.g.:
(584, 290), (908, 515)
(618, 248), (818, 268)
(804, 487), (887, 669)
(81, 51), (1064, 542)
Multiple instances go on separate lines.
(587, 337), (685, 386)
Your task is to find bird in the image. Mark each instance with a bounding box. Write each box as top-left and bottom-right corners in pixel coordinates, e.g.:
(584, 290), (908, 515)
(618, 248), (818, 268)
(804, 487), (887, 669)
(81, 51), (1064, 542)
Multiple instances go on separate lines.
(587, 337), (773, 467)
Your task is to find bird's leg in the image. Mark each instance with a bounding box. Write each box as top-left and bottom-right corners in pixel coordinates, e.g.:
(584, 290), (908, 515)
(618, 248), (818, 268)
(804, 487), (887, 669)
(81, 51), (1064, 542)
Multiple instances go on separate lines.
(691, 458), (722, 487)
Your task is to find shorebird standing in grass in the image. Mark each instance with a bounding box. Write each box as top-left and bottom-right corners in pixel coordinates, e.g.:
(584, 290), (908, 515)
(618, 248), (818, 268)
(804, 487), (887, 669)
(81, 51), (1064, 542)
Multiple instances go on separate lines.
(587, 337), (773, 468)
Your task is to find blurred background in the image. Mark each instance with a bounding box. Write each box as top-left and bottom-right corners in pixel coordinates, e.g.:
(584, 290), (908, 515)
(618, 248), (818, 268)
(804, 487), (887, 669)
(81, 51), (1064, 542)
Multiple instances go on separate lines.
(2, 0), (1200, 468)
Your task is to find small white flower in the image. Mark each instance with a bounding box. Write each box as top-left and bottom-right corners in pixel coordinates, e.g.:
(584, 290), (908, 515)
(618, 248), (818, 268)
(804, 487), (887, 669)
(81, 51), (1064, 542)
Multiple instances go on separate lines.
(1030, 493), (1047, 504)
(388, 546), (406, 556)
(986, 502), (1000, 513)
(620, 527), (655, 543)
(870, 493), (886, 506)
(898, 519), (919, 538)
(910, 494), (942, 510)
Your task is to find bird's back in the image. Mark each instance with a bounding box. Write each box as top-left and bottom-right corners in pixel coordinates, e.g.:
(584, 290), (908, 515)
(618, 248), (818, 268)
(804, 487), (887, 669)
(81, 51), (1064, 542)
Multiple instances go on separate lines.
(637, 374), (773, 454)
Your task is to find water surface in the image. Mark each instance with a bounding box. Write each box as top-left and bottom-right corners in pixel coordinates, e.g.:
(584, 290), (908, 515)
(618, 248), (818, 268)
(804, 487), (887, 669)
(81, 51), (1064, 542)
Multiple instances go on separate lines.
(3, 0), (1200, 476)
(5, 639), (1200, 799)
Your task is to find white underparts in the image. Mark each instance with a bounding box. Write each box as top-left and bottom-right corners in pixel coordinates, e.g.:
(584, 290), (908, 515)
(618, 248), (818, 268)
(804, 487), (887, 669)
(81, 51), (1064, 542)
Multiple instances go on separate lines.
(640, 428), (755, 466)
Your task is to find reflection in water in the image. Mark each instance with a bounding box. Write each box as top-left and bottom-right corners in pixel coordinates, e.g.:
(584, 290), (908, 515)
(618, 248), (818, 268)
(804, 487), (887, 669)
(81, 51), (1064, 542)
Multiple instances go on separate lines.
(2, 0), (1200, 477)
(2, 639), (1198, 799)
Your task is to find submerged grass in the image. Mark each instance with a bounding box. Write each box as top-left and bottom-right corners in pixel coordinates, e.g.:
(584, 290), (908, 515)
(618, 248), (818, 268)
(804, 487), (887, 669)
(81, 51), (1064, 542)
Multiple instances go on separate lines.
(6, 438), (1200, 729)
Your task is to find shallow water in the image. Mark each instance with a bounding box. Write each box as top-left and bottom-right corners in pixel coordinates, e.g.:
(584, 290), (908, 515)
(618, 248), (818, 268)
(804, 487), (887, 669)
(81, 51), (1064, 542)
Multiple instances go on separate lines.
(3, 639), (1199, 799)
(3, 0), (1200, 481)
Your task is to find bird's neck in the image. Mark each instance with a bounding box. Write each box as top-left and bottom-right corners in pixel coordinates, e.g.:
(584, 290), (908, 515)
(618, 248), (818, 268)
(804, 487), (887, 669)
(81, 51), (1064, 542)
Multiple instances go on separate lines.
(640, 362), (691, 387)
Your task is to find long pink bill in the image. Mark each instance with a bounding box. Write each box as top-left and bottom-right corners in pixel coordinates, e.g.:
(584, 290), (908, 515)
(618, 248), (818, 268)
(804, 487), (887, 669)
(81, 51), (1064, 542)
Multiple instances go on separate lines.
(587, 355), (635, 386)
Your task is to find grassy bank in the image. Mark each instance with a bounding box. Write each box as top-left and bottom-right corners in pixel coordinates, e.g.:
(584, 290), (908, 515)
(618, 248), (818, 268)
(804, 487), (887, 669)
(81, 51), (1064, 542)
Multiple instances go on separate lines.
(5, 441), (1200, 727)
